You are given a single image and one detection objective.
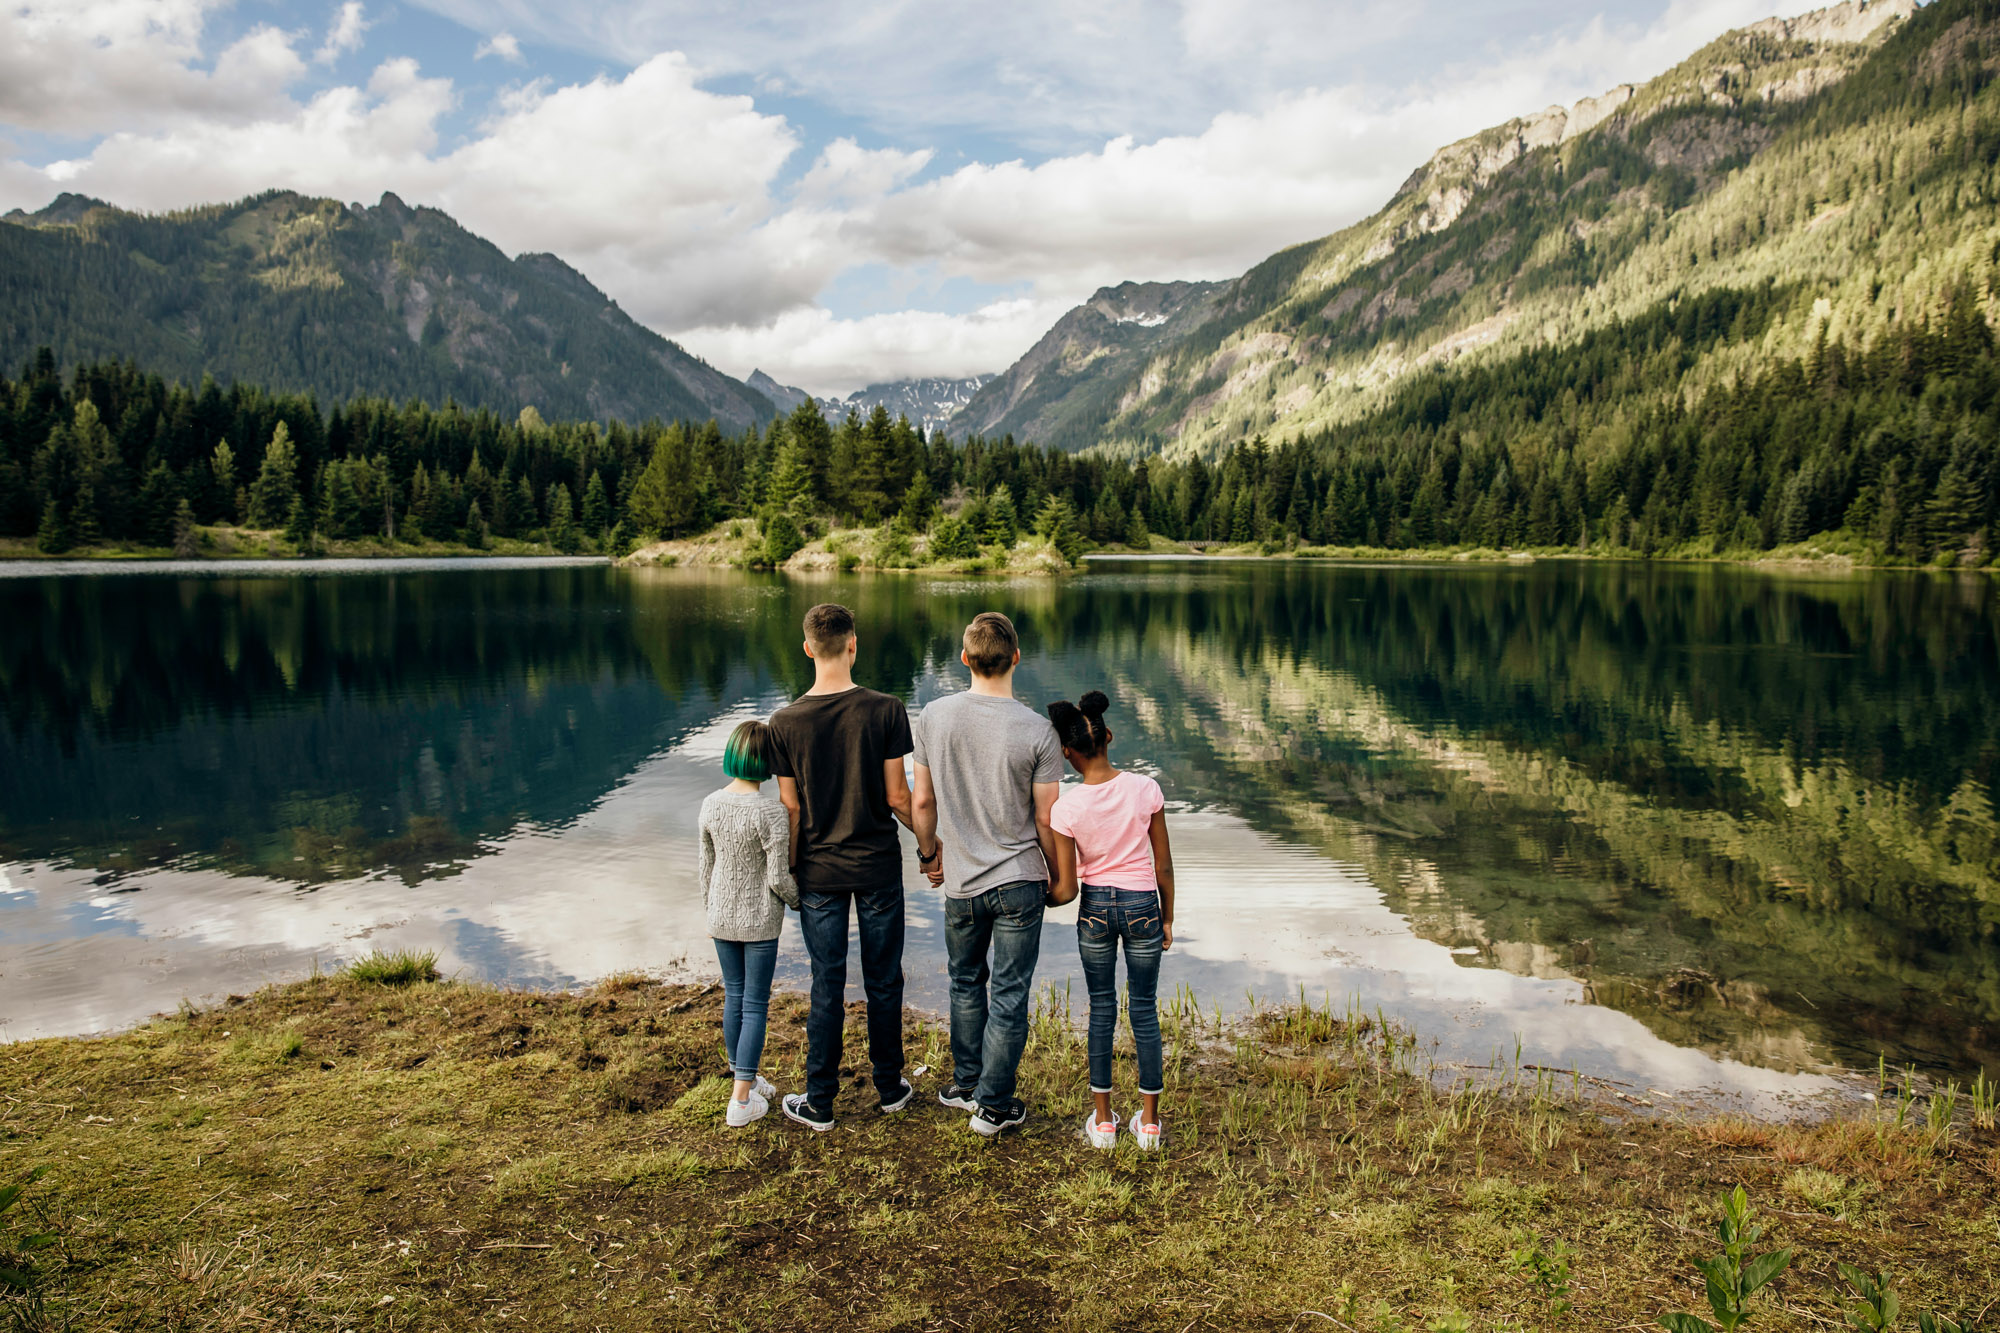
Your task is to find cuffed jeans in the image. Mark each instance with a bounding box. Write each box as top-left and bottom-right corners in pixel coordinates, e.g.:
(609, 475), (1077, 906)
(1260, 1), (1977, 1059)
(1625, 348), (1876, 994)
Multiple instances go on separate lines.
(714, 936), (779, 1081)
(1077, 885), (1164, 1095)
(944, 879), (1046, 1109)
(798, 883), (906, 1110)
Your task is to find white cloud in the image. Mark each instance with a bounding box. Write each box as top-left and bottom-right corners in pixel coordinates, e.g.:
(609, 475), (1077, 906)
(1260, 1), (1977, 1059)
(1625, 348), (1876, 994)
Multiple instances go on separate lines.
(0, 1), (304, 135)
(0, 0), (1854, 394)
(315, 1), (369, 64)
(474, 30), (523, 63)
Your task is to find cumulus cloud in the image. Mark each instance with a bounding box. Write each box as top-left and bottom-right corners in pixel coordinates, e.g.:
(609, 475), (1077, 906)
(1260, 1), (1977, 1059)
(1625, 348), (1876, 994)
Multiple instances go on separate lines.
(0, 0), (1846, 393)
(474, 30), (523, 62)
(315, 1), (369, 64)
(0, 0), (304, 135)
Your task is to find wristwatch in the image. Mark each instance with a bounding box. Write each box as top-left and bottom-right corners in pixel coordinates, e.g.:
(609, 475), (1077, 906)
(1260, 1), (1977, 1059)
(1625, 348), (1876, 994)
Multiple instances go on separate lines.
(918, 844), (941, 865)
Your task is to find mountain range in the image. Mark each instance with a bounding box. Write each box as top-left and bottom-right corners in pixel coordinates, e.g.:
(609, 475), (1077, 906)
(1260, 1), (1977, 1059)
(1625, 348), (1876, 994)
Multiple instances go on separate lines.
(747, 370), (994, 437)
(1, 0), (1988, 469)
(962, 0), (1949, 456)
(0, 190), (774, 429)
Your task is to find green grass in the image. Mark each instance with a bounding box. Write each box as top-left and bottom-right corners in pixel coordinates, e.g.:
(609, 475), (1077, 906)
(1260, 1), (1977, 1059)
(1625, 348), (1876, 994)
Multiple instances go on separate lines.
(0, 978), (1994, 1331)
(342, 949), (441, 986)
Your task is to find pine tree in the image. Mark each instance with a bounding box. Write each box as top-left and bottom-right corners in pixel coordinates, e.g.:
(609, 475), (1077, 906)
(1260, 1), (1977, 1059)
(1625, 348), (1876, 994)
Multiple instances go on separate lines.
(283, 493), (312, 548)
(984, 488), (1019, 548)
(581, 471), (609, 537)
(209, 439), (237, 523)
(762, 509), (805, 566)
(1123, 503), (1150, 550)
(465, 500), (488, 549)
(899, 470), (935, 531)
(765, 424), (814, 518)
(248, 422), (299, 528)
(171, 498), (199, 558)
(547, 483), (578, 553)
(1034, 494), (1085, 565)
(35, 497), (70, 554)
(928, 514), (979, 561)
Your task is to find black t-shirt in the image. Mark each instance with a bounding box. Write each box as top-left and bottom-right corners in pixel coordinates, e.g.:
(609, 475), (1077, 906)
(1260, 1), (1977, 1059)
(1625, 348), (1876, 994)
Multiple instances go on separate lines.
(766, 686), (914, 893)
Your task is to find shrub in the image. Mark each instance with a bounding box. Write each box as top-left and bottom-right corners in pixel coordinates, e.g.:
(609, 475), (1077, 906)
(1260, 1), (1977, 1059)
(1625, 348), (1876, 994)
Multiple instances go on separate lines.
(762, 510), (805, 566)
(929, 514), (980, 561)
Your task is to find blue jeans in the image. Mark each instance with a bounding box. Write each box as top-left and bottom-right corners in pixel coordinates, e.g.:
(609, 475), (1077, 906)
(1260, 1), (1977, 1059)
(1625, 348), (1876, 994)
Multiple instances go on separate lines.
(944, 880), (1046, 1109)
(714, 937), (779, 1082)
(797, 884), (906, 1110)
(1077, 885), (1164, 1095)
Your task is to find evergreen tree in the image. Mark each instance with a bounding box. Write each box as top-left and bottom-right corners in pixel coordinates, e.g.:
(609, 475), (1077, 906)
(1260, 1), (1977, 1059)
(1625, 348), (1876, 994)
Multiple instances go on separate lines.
(984, 488), (1019, 548)
(929, 514), (979, 560)
(762, 509), (805, 566)
(547, 483), (578, 553)
(283, 492), (312, 548)
(899, 470), (935, 531)
(1034, 494), (1085, 565)
(171, 498), (199, 558)
(465, 500), (488, 549)
(208, 439), (236, 523)
(247, 422), (299, 528)
(581, 471), (609, 538)
(35, 497), (69, 553)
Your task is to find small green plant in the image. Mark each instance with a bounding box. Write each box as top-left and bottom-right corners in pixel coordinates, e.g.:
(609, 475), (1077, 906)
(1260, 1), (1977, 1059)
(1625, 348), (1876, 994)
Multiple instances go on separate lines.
(1839, 1265), (1899, 1332)
(1660, 1187), (1793, 1333)
(1837, 1264), (1969, 1333)
(344, 949), (440, 986)
(1926, 1082), (1958, 1148)
(1510, 1235), (1575, 1319)
(0, 1166), (56, 1290)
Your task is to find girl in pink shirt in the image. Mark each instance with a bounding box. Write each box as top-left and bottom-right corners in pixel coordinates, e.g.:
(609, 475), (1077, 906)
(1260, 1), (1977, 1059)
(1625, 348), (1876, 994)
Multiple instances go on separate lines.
(1046, 690), (1177, 1150)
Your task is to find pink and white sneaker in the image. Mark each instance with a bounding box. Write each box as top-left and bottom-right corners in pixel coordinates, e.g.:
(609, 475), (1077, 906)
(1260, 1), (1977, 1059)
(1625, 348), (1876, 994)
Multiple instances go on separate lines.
(1084, 1110), (1120, 1150)
(1130, 1113), (1163, 1151)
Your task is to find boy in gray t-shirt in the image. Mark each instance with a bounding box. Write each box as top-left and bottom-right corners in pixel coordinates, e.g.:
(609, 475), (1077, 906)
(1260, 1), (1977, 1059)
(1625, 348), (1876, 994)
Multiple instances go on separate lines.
(912, 611), (1063, 1134)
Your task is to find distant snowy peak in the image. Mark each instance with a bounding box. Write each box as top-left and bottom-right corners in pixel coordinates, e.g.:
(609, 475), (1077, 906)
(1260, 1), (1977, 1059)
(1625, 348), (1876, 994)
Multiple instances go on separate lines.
(816, 375), (996, 437)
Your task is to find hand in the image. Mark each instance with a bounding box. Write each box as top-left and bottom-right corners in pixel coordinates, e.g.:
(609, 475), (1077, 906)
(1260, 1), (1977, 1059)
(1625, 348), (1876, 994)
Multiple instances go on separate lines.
(922, 840), (945, 887)
(1162, 920), (1173, 951)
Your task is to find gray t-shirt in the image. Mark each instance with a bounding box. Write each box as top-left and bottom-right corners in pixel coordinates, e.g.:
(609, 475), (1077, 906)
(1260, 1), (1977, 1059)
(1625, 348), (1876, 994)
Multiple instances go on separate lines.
(912, 690), (1064, 898)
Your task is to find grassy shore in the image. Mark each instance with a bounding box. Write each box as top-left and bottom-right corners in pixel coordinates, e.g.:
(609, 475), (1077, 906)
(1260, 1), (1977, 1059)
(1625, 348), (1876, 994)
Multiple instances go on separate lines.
(2, 973), (1994, 1332)
(0, 527), (600, 563)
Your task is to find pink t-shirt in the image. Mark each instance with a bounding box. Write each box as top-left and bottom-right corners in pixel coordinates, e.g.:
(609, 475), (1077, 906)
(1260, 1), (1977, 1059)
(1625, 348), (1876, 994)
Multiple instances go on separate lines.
(1049, 771), (1165, 892)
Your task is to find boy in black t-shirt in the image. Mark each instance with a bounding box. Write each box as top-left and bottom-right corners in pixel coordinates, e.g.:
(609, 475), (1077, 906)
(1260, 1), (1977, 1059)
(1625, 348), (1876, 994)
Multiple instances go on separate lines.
(766, 603), (937, 1130)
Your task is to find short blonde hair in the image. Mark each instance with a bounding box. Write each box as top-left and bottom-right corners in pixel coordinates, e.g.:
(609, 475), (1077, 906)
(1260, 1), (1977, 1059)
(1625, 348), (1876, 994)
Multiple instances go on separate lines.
(963, 611), (1018, 677)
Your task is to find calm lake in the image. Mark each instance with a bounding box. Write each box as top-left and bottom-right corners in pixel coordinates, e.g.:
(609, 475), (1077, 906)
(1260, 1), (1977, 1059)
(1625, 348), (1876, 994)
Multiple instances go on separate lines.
(3, 557), (1995, 1110)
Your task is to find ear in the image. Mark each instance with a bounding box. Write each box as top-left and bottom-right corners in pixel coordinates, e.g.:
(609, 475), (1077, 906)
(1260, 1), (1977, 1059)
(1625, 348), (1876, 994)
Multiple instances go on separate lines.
(960, 648), (971, 668)
(802, 638), (816, 660)
(1011, 647), (1021, 667)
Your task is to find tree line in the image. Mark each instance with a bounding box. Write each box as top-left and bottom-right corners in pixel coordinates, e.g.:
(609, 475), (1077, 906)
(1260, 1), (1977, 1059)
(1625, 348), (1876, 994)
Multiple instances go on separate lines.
(1, 277), (1994, 566)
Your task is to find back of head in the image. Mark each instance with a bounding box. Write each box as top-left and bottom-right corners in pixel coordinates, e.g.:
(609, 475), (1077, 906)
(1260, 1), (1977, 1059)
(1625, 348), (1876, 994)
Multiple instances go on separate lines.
(1046, 689), (1111, 757)
(803, 602), (856, 659)
(962, 611), (1019, 678)
(723, 719), (772, 782)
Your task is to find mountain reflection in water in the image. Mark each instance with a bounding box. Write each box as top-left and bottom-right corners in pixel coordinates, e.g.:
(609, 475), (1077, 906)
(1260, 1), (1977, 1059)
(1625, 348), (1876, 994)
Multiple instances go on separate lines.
(1, 559), (1993, 1100)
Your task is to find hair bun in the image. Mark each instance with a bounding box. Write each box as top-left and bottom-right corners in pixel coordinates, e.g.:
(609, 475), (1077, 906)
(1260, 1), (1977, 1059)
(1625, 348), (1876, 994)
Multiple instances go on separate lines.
(1079, 690), (1110, 718)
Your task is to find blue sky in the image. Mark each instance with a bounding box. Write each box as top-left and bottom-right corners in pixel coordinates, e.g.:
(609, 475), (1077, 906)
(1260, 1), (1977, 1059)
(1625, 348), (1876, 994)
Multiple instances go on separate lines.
(0, 0), (1842, 393)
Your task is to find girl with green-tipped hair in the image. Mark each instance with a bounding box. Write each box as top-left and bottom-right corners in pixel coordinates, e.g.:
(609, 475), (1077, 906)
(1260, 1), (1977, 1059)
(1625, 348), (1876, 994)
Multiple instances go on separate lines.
(698, 718), (800, 1127)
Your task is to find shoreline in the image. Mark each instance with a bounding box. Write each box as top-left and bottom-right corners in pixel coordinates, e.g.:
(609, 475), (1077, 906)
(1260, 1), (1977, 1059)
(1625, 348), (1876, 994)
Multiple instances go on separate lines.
(0, 973), (1992, 1329)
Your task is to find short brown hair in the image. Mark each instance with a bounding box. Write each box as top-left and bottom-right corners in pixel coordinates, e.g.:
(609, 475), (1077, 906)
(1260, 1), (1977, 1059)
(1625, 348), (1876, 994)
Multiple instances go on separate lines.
(962, 611), (1019, 677)
(804, 603), (856, 658)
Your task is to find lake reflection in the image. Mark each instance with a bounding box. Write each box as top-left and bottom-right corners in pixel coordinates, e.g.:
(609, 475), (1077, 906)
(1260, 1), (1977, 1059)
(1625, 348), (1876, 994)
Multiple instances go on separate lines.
(2, 558), (1995, 1102)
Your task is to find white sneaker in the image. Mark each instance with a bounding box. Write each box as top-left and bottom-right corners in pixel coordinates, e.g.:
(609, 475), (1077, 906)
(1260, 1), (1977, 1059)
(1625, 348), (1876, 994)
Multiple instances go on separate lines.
(1130, 1113), (1163, 1151)
(1084, 1110), (1120, 1150)
(725, 1089), (768, 1128)
(751, 1074), (776, 1101)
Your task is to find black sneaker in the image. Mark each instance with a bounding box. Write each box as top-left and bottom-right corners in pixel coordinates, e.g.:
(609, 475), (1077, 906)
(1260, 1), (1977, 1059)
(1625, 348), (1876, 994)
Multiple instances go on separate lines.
(877, 1079), (915, 1113)
(969, 1098), (1027, 1136)
(782, 1093), (835, 1132)
(936, 1082), (978, 1112)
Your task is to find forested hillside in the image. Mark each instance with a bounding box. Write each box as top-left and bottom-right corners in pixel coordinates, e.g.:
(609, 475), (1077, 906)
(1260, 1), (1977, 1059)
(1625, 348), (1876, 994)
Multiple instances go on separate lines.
(4, 281), (1995, 566)
(990, 0), (2000, 469)
(0, 190), (774, 430)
